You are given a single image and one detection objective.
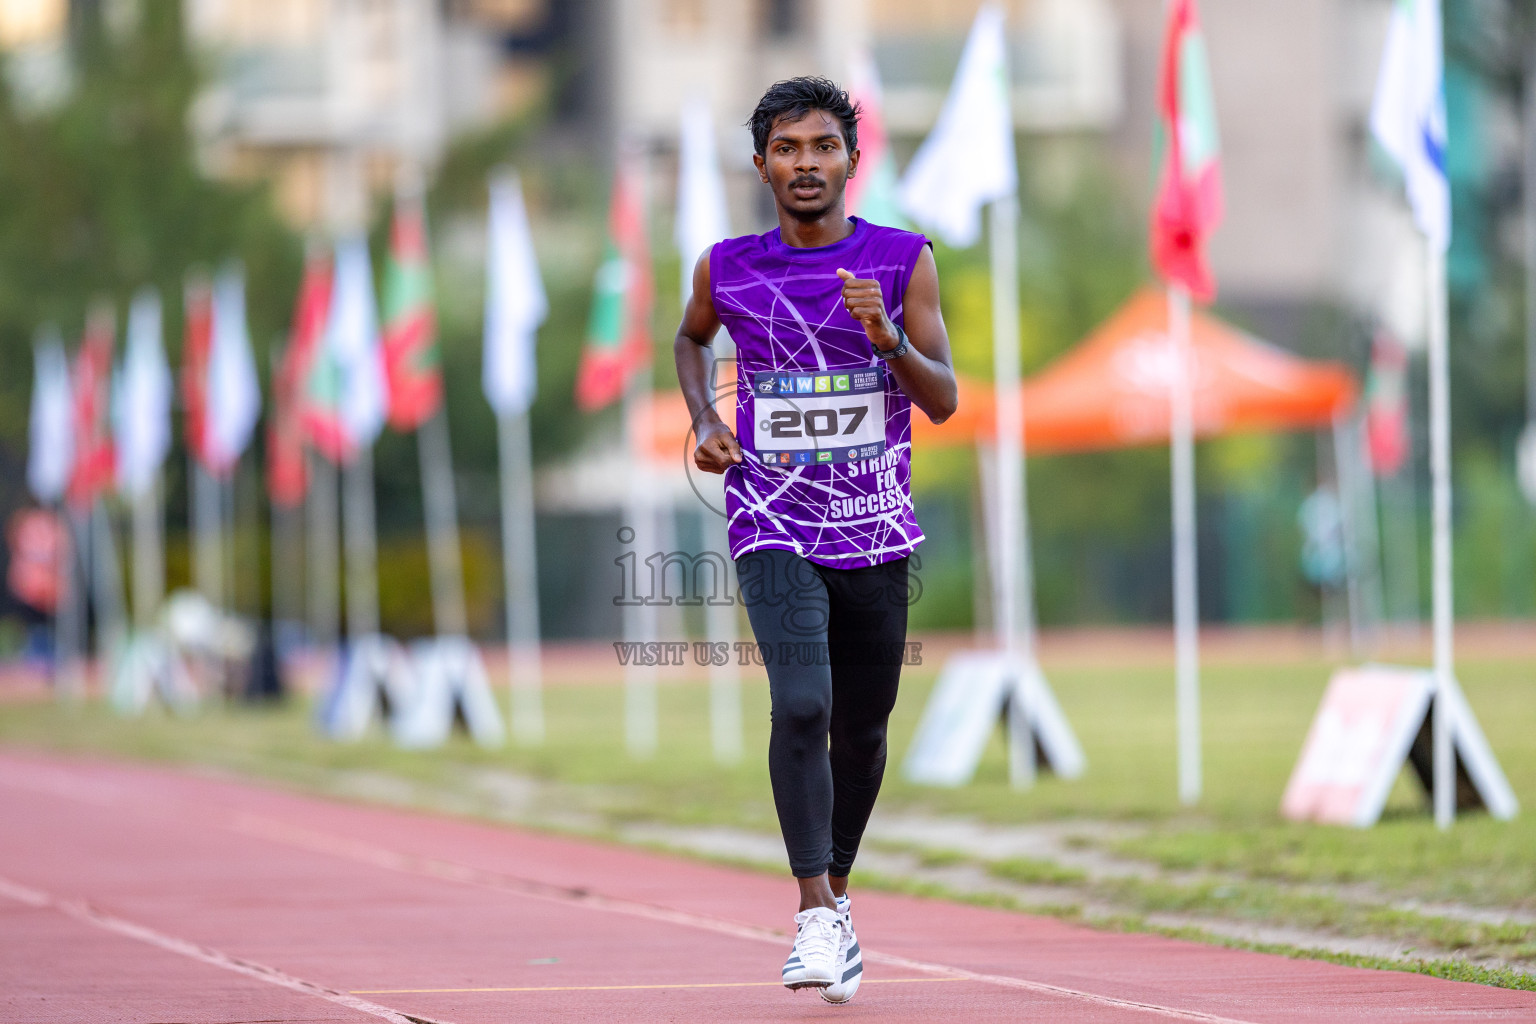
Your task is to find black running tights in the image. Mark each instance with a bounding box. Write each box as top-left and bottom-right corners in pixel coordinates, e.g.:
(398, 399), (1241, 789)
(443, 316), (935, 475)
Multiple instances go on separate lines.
(735, 547), (910, 879)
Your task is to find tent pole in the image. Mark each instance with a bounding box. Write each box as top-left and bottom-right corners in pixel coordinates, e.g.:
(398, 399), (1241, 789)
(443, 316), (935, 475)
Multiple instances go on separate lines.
(1168, 282), (1201, 806)
(1426, 243), (1457, 829)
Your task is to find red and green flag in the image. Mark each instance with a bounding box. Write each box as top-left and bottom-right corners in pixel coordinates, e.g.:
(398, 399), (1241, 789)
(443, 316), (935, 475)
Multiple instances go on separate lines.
(181, 277), (214, 469)
(67, 305), (116, 508)
(575, 161), (651, 412)
(269, 248), (331, 502)
(1150, 0), (1224, 302)
(382, 192), (443, 431)
(297, 249), (354, 463)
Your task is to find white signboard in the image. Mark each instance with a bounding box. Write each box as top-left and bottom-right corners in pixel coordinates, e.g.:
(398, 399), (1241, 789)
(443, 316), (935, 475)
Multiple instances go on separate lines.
(316, 634), (416, 741)
(110, 633), (199, 717)
(1282, 664), (1518, 826)
(393, 637), (506, 749)
(903, 650), (1084, 786)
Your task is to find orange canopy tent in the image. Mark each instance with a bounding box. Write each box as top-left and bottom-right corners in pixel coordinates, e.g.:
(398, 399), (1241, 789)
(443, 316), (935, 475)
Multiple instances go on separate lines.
(1018, 288), (1358, 454)
(638, 289), (1356, 459)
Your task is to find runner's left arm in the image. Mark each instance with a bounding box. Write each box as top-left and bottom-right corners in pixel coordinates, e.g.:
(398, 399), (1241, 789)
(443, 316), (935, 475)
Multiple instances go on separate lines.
(836, 247), (958, 424)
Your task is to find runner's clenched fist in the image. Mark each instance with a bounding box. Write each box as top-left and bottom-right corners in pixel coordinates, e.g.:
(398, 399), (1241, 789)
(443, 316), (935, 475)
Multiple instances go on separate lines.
(693, 418), (742, 474)
(836, 268), (899, 352)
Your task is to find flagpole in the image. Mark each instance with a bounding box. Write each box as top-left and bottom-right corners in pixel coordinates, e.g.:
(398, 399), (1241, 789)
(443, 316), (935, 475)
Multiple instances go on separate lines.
(676, 98), (740, 764)
(237, 459), (262, 631)
(1426, 242), (1456, 829)
(1523, 38), (1536, 500)
(704, 356), (741, 764)
(270, 488), (304, 653)
(221, 473), (237, 623)
(191, 459), (223, 614)
(130, 475), (163, 631)
(1354, 410), (1385, 649)
(343, 443), (380, 641)
(1332, 414), (1365, 656)
(89, 501), (127, 686)
(623, 375), (658, 759)
(1168, 281), (1201, 806)
(55, 505), (86, 697)
(497, 408), (544, 743)
(267, 347), (305, 653)
(417, 408), (468, 637)
(619, 144), (657, 760)
(306, 451), (341, 655)
(988, 194), (1036, 788)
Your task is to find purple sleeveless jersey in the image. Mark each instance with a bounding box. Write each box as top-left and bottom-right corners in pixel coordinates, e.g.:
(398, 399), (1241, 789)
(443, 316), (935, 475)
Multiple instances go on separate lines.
(710, 216), (931, 569)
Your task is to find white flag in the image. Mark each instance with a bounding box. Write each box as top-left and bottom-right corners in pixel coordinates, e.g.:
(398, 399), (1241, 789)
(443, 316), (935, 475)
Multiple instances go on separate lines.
(482, 172), (547, 417)
(676, 97), (731, 304)
(1370, 0), (1449, 252)
(329, 235), (388, 449)
(204, 265), (262, 474)
(114, 288), (172, 498)
(27, 327), (73, 503)
(899, 3), (1016, 248)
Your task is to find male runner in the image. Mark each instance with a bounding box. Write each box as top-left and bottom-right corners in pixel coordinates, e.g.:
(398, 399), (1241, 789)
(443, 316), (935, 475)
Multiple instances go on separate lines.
(674, 76), (957, 1003)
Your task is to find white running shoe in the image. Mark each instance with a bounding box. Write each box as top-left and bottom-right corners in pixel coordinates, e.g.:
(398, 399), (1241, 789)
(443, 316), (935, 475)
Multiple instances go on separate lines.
(781, 906), (841, 989)
(820, 895), (862, 1005)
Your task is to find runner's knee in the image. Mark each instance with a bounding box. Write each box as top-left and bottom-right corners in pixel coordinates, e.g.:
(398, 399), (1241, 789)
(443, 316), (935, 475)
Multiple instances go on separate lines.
(773, 686), (832, 736)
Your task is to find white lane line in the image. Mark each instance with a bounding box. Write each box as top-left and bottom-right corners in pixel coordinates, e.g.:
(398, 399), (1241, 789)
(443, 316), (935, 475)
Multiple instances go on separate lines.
(232, 813), (1258, 1024)
(0, 873), (452, 1024)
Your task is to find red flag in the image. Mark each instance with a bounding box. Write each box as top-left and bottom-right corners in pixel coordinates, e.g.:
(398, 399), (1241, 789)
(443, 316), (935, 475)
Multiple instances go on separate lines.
(267, 338), (308, 507)
(67, 306), (116, 508)
(381, 192), (443, 431)
(574, 159), (652, 412)
(1365, 329), (1410, 477)
(181, 276), (214, 469)
(1150, 0), (1224, 301)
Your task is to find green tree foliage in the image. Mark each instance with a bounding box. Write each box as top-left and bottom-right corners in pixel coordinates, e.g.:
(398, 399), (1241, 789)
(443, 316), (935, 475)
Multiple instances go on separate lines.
(0, 3), (300, 518)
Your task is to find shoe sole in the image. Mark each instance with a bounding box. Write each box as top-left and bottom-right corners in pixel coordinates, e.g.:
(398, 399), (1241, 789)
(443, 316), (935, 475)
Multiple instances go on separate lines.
(785, 978), (833, 990)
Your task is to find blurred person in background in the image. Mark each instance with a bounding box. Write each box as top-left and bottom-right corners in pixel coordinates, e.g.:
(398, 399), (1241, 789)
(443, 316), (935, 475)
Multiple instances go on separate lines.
(7, 508), (66, 668)
(674, 76), (957, 1003)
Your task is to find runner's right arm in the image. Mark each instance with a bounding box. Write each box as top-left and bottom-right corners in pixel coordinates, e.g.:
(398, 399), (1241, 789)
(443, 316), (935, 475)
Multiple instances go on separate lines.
(675, 247), (743, 474)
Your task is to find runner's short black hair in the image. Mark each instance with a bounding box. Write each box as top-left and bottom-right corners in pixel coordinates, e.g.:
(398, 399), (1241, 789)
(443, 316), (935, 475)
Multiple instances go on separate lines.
(748, 76), (860, 157)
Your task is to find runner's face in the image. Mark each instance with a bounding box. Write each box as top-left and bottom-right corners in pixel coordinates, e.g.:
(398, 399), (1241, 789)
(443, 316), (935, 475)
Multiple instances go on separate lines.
(754, 109), (859, 220)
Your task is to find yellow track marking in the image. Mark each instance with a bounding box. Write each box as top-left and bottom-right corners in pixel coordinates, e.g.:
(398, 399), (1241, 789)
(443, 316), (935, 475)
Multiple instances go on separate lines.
(352, 977), (968, 995)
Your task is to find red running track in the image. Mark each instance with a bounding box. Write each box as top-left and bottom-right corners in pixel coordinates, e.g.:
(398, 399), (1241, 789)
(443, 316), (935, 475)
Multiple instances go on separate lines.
(1, 751), (1532, 1023)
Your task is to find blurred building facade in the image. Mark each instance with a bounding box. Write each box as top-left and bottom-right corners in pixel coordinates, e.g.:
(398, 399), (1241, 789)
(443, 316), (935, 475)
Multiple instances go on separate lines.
(0, 0), (1474, 345)
(181, 0), (578, 229)
(595, 0), (1466, 351)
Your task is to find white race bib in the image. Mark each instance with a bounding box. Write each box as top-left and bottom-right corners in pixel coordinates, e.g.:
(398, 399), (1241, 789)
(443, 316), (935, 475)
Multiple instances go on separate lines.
(751, 366), (886, 468)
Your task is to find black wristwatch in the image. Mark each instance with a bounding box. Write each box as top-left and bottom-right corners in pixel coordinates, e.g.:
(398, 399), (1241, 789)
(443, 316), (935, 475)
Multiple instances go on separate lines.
(872, 324), (909, 361)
